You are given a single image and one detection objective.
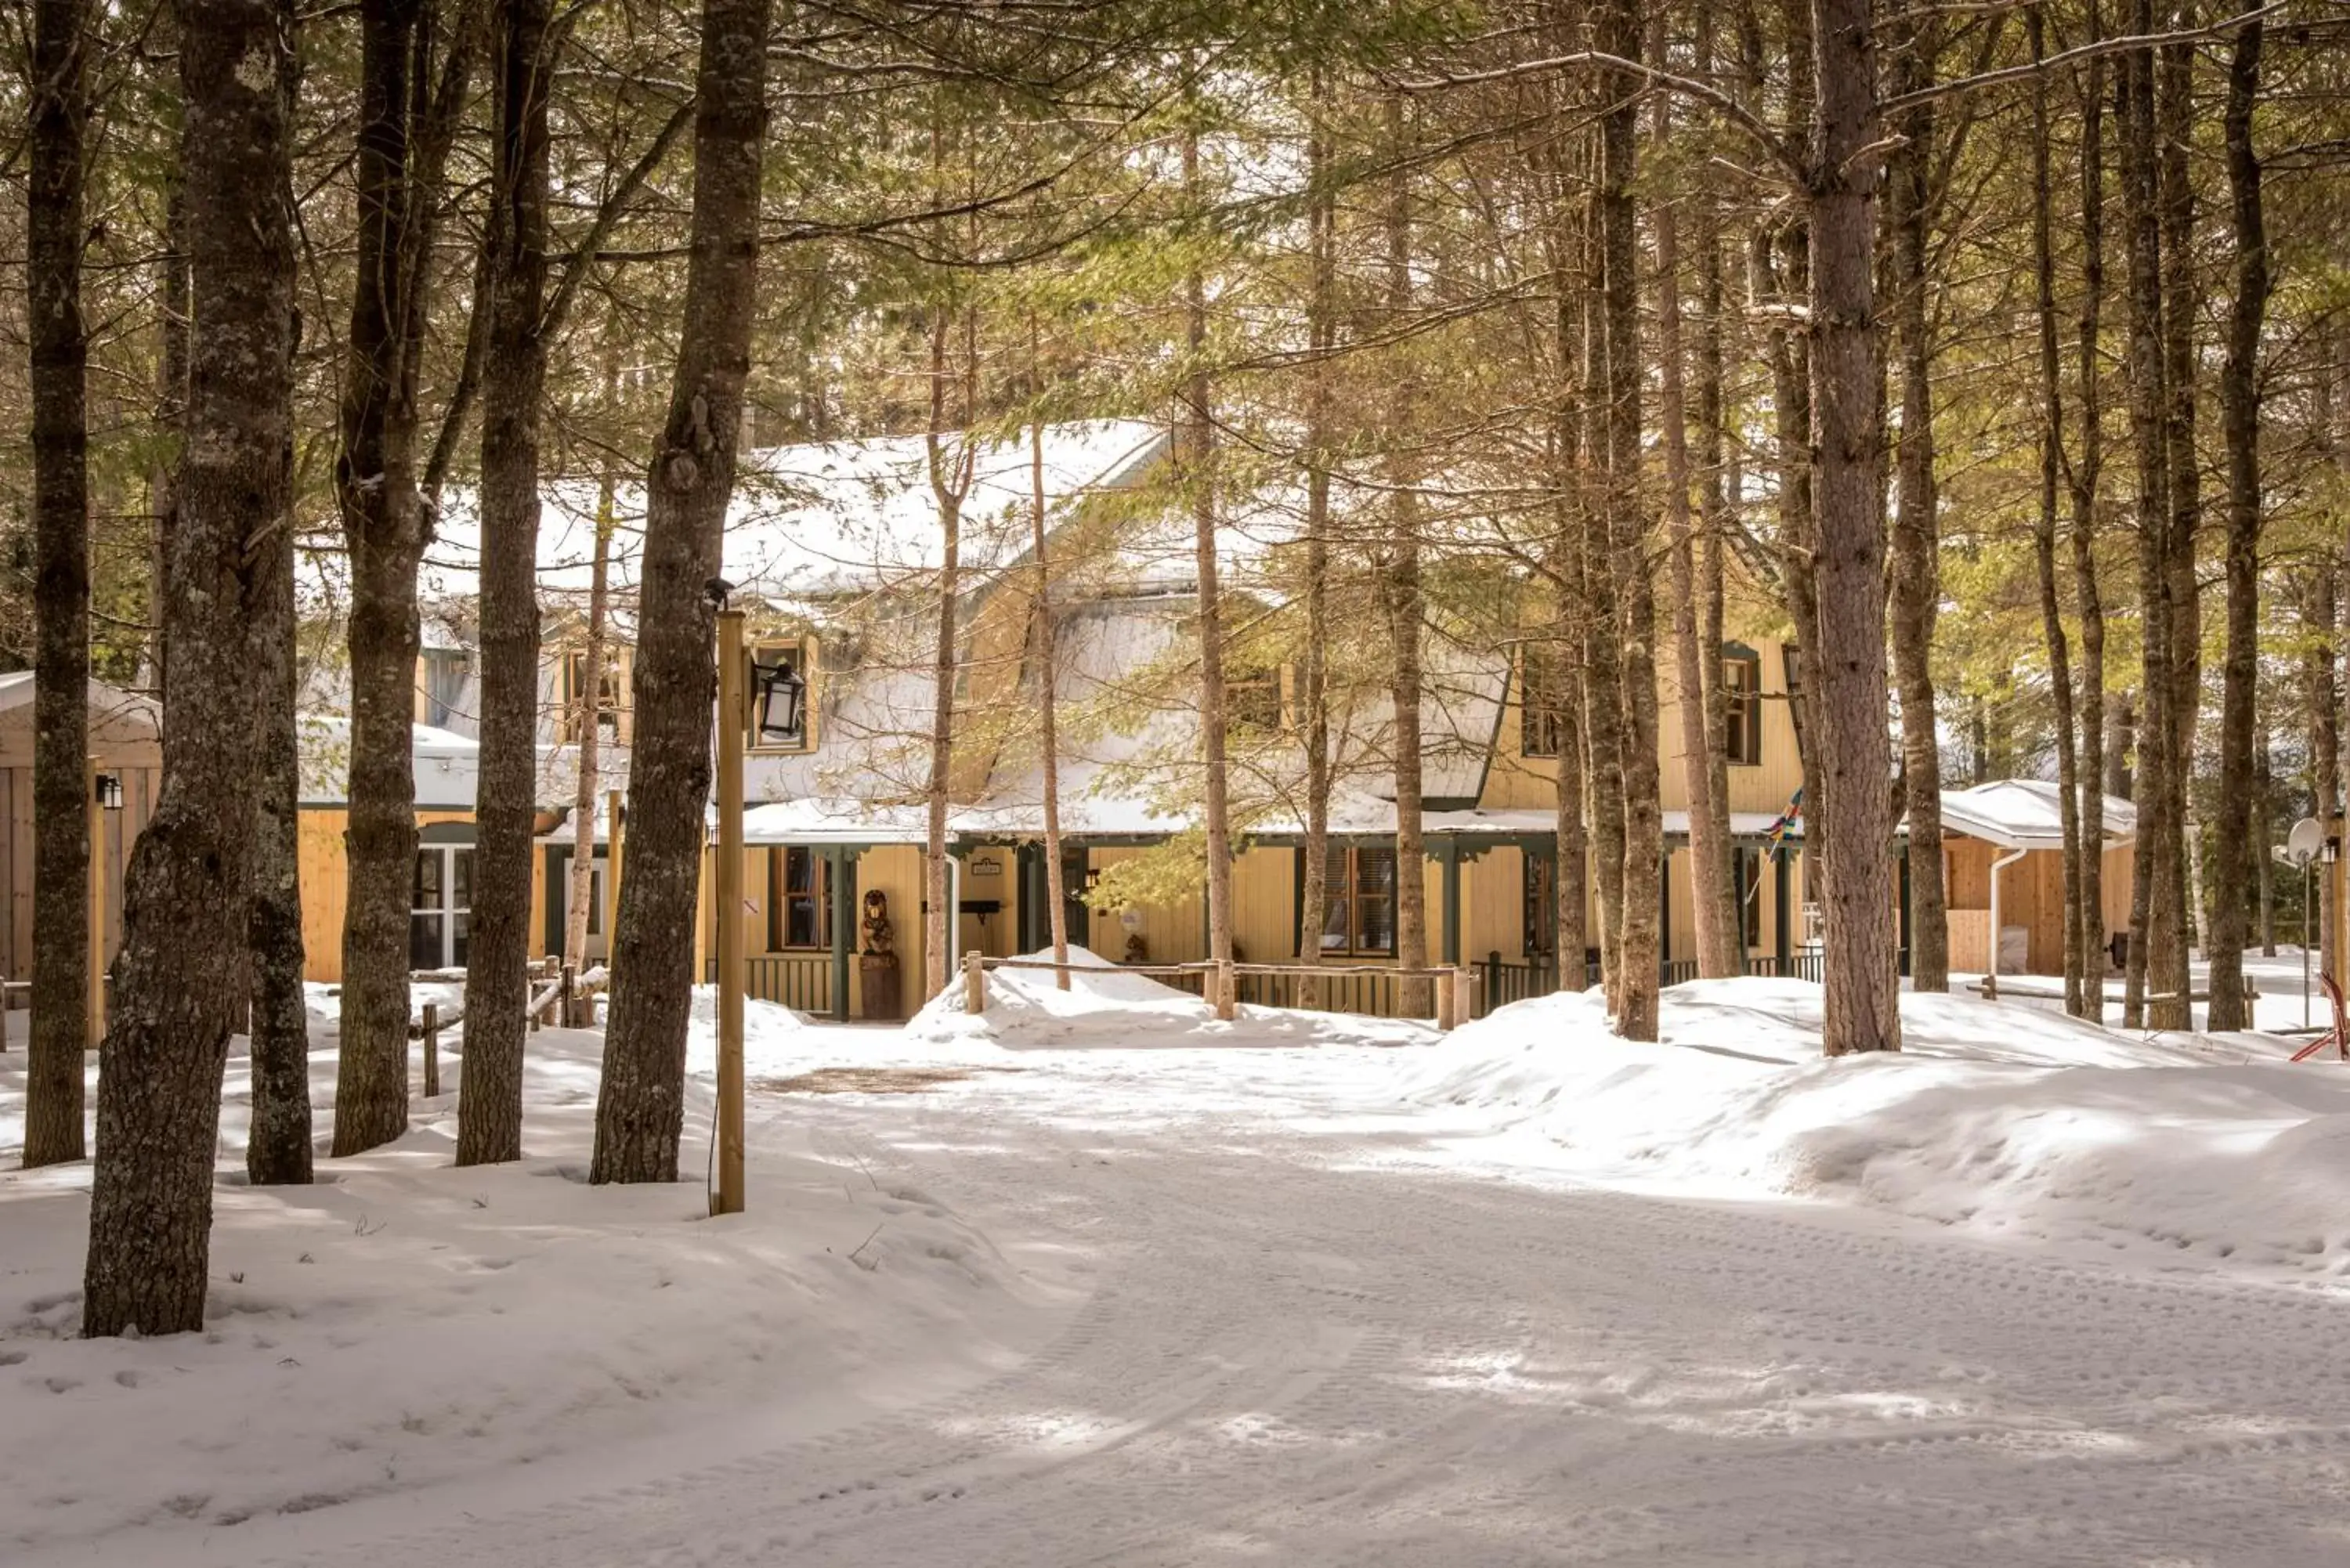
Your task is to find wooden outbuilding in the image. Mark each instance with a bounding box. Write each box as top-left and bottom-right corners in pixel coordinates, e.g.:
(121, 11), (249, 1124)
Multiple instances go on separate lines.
(1936, 780), (2137, 980)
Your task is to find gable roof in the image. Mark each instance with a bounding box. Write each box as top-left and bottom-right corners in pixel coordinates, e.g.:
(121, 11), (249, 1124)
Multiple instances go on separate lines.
(1934, 779), (2138, 851)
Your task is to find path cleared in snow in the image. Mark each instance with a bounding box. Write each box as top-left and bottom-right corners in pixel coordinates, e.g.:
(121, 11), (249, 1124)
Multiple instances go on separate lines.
(19, 976), (2350, 1568)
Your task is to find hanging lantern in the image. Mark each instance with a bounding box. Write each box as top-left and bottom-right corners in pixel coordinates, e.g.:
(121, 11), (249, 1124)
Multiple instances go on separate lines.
(750, 643), (807, 748)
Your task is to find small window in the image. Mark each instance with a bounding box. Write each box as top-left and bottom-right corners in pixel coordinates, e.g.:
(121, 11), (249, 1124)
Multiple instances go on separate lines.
(1228, 667), (1284, 732)
(1723, 649), (1763, 766)
(747, 637), (815, 754)
(765, 847), (831, 950)
(419, 649), (470, 728)
(1521, 643), (1568, 759)
(1322, 844), (1397, 956)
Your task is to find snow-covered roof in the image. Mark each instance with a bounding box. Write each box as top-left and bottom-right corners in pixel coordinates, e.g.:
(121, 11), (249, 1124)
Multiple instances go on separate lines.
(743, 797), (929, 845)
(298, 420), (1169, 613)
(1933, 779), (2137, 851)
(298, 717), (482, 810)
(0, 672), (163, 765)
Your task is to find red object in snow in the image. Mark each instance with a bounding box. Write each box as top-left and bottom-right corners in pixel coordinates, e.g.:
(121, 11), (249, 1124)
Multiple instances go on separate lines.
(2290, 972), (2348, 1063)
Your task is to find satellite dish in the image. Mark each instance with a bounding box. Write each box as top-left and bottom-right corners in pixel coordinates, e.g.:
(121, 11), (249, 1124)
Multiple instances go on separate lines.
(2285, 817), (2326, 869)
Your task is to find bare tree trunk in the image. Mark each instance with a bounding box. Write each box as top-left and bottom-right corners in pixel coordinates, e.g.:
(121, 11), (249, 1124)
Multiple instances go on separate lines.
(2071, 26), (2110, 1023)
(591, 0), (770, 1184)
(1653, 62), (1733, 981)
(1809, 0), (1900, 1055)
(2027, 7), (2085, 1019)
(563, 474), (617, 975)
(1028, 346), (1068, 985)
(1547, 209), (1589, 995)
(2206, 16), (2266, 1031)
(1694, 107), (1739, 969)
(1301, 82), (1334, 1006)
(1185, 123), (1235, 987)
(460, 0), (556, 1164)
(334, 0), (475, 1155)
(1381, 96), (1429, 1019)
(1601, 2), (1660, 1040)
(921, 309), (968, 1004)
(83, 0), (295, 1335)
(1886, 16), (1948, 995)
(2149, 8), (2200, 1027)
(2118, 14), (2168, 1031)
(1578, 202), (1626, 1012)
(247, 293), (311, 1186)
(24, 0), (91, 1167)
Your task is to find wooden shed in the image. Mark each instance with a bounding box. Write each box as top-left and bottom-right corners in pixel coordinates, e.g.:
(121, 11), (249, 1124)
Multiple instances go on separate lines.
(1935, 780), (2137, 979)
(0, 673), (164, 996)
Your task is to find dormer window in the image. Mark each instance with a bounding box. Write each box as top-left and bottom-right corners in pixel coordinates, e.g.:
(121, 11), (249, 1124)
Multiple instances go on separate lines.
(1227, 663), (1286, 732)
(748, 636), (815, 753)
(1723, 645), (1763, 766)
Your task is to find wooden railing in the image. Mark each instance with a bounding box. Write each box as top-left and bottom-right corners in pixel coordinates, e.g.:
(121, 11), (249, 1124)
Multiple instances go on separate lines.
(703, 952), (834, 1013)
(1470, 948), (1831, 1019)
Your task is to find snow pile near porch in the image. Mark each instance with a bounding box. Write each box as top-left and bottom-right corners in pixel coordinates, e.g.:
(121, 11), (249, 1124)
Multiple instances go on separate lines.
(906, 946), (1434, 1052)
(0, 994), (1055, 1559)
(1406, 977), (2350, 1279)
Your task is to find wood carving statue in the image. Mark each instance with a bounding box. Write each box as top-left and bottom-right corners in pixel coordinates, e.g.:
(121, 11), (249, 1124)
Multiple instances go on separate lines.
(862, 888), (894, 958)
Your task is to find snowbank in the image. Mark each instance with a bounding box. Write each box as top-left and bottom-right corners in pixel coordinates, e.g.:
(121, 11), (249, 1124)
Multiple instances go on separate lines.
(906, 945), (1434, 1052)
(0, 992), (1056, 1557)
(1408, 977), (2350, 1278)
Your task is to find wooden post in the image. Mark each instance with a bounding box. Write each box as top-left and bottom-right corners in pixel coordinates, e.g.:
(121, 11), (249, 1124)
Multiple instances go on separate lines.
(1436, 968), (1455, 1031)
(714, 609), (747, 1216)
(559, 962), (576, 1028)
(421, 1001), (439, 1098)
(1214, 958), (1235, 1021)
(964, 948), (985, 1014)
(1456, 964), (1477, 1026)
(86, 761), (104, 1048)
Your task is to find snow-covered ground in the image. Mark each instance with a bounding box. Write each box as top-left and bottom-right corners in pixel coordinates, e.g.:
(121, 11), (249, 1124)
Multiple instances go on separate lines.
(0, 988), (1065, 1559)
(8, 958), (2350, 1566)
(1956, 944), (2334, 1036)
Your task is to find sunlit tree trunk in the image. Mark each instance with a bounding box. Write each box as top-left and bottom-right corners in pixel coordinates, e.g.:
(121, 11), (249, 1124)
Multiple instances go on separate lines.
(2027, 8), (2084, 1018)
(591, 0), (771, 1183)
(1808, 0), (1900, 1055)
(334, 0), (476, 1155)
(461, 0), (558, 1165)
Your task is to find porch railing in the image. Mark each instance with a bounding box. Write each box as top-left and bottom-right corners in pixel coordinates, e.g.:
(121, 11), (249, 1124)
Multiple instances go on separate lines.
(706, 952), (833, 1013)
(1471, 948), (1830, 1019)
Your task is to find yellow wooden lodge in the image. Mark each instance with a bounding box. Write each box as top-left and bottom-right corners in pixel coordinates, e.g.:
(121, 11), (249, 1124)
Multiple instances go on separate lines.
(13, 421), (1886, 1028)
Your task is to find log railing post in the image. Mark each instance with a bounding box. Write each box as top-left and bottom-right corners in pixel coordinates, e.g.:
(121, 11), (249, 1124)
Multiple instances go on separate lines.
(1214, 958), (1235, 1021)
(964, 949), (985, 1014)
(421, 1001), (439, 1098)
